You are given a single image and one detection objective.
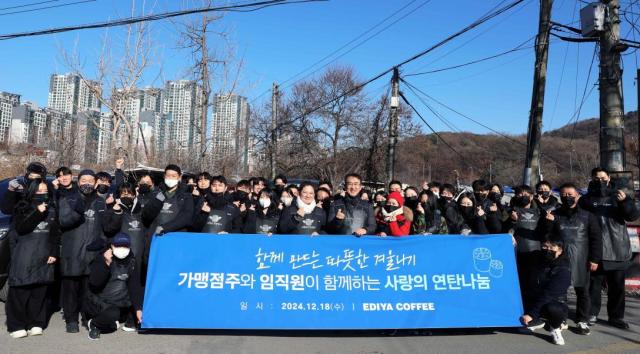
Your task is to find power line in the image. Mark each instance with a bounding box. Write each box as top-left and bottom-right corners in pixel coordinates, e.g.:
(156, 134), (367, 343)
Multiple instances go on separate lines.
(406, 0), (534, 74)
(0, 0), (95, 17)
(0, 0), (60, 11)
(401, 80), (462, 132)
(272, 0), (527, 130)
(398, 91), (472, 167)
(404, 36), (535, 77)
(0, 0), (326, 41)
(250, 0), (432, 104)
(401, 77), (526, 146)
(401, 77), (570, 170)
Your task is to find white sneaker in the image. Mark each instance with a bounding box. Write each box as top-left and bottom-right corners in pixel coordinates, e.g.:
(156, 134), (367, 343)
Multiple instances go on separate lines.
(551, 328), (565, 345)
(27, 327), (43, 336)
(560, 321), (569, 330)
(9, 330), (28, 339)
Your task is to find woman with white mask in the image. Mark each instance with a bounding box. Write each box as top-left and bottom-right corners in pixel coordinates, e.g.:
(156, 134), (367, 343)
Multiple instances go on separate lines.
(243, 189), (281, 236)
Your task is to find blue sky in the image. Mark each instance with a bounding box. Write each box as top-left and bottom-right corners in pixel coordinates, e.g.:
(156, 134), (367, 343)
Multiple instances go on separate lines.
(0, 0), (638, 135)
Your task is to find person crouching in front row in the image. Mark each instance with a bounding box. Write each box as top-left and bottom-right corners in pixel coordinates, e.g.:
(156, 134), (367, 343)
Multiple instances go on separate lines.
(85, 233), (142, 340)
(520, 238), (571, 346)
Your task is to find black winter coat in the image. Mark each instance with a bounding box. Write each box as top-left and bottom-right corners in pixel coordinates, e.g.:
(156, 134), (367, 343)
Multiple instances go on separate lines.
(8, 203), (60, 286)
(579, 189), (640, 269)
(279, 202), (326, 235)
(58, 191), (108, 276)
(192, 198), (242, 234)
(546, 206), (602, 287)
(243, 208), (281, 234)
(327, 195), (376, 235)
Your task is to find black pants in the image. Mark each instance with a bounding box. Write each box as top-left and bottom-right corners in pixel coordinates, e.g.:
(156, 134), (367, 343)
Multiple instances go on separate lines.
(87, 305), (127, 333)
(5, 284), (48, 332)
(574, 286), (590, 323)
(540, 301), (569, 330)
(61, 276), (88, 324)
(589, 268), (626, 320)
(517, 251), (540, 312)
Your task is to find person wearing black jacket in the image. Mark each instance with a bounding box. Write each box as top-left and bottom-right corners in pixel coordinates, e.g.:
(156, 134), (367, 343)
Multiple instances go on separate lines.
(192, 175), (242, 234)
(503, 185), (549, 312)
(5, 179), (59, 338)
(85, 233), (143, 340)
(327, 174), (376, 236)
(142, 164), (194, 237)
(535, 180), (559, 213)
(243, 189), (281, 235)
(1, 162), (48, 216)
(279, 182), (326, 235)
(190, 172), (212, 208)
(456, 193), (502, 235)
(544, 182), (602, 335)
(520, 238), (571, 346)
(580, 167), (640, 329)
(135, 172), (157, 209)
(57, 169), (109, 333)
(103, 183), (155, 284)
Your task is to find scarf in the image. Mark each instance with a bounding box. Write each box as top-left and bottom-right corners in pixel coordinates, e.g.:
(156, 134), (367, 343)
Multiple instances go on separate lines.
(381, 206), (404, 222)
(297, 197), (317, 215)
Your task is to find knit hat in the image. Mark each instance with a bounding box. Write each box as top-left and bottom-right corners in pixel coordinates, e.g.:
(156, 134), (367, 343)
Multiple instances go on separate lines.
(387, 191), (404, 207)
(78, 169), (96, 179)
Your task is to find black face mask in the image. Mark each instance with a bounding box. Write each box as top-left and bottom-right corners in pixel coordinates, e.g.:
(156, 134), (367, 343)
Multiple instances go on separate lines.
(460, 205), (474, 219)
(234, 191), (248, 203)
(513, 196), (530, 208)
(474, 192), (486, 201)
(120, 197), (134, 209)
(32, 194), (48, 204)
(384, 204), (399, 213)
(588, 180), (609, 197)
(542, 249), (557, 263)
(561, 196), (576, 208)
(96, 184), (110, 195)
(538, 191), (550, 199)
(79, 184), (95, 195)
(197, 187), (208, 195)
(488, 192), (502, 204)
(138, 184), (151, 194)
(405, 197), (419, 210)
(207, 192), (227, 209)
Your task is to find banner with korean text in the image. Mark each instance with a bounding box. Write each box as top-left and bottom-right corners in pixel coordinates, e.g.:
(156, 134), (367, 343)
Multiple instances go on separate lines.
(141, 233), (523, 330)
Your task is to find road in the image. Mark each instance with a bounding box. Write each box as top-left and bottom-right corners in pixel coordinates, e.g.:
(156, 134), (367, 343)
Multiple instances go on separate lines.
(0, 295), (638, 354)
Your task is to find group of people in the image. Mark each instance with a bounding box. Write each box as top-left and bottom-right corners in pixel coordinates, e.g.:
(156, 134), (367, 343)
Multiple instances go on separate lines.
(2, 160), (638, 346)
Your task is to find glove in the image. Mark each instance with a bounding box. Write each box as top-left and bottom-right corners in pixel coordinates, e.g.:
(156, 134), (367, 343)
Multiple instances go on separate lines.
(8, 179), (22, 191)
(154, 226), (165, 236)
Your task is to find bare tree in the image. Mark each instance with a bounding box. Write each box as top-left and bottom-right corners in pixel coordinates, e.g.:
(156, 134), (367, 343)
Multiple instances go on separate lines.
(60, 0), (159, 165)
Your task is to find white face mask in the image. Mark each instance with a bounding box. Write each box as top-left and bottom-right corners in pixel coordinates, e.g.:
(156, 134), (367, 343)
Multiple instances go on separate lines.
(164, 178), (179, 188)
(282, 197), (293, 207)
(259, 198), (271, 209)
(112, 247), (130, 259)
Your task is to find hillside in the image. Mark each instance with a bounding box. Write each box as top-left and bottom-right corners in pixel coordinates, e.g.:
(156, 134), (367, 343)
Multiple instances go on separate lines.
(393, 112), (639, 187)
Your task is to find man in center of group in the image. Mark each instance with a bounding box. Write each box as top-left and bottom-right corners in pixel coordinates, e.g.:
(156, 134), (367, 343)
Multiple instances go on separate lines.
(327, 173), (375, 236)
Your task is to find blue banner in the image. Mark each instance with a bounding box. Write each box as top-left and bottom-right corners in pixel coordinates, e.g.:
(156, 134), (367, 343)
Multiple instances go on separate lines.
(142, 233), (523, 330)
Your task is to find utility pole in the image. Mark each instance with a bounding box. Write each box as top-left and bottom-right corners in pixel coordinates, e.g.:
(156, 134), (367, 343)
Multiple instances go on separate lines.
(636, 69), (640, 178)
(387, 67), (400, 183)
(270, 82), (278, 180)
(523, 0), (552, 187)
(599, 0), (626, 172)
